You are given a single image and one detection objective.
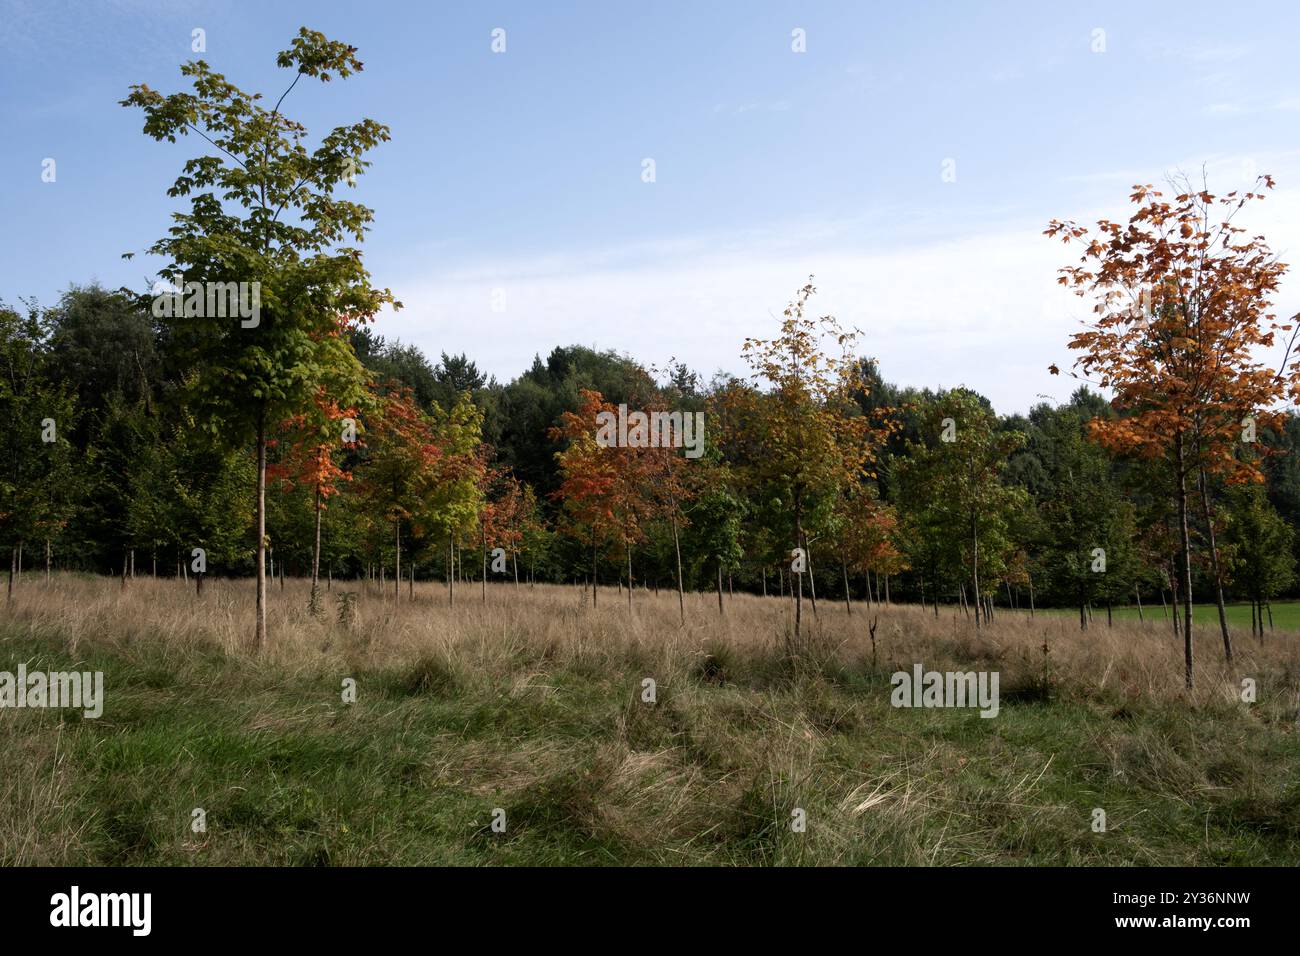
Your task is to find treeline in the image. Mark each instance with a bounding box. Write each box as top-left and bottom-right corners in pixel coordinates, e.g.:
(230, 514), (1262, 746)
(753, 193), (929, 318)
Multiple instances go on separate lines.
(3, 281), (1298, 632)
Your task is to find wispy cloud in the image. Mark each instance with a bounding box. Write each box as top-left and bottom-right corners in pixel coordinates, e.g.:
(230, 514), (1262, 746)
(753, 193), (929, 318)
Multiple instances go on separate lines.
(1205, 98), (1300, 116)
(1145, 39), (1249, 63)
(380, 157), (1300, 413)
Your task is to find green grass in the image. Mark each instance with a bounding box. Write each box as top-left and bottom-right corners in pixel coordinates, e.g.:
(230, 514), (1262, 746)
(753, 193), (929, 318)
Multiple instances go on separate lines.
(4, 619), (1300, 866)
(1048, 599), (1300, 631)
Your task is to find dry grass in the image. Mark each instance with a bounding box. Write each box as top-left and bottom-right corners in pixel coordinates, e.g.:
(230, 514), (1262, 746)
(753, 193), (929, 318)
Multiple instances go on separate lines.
(5, 572), (1295, 702)
(1, 572), (1298, 865)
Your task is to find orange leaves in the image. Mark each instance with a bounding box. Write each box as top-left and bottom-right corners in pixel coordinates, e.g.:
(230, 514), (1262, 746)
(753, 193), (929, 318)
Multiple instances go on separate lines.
(1048, 171), (1292, 484)
(551, 389), (624, 536)
(270, 391), (359, 501)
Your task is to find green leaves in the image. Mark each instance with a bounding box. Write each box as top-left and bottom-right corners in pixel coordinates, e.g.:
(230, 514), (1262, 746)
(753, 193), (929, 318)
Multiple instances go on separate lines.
(275, 28), (364, 81)
(124, 28), (394, 444)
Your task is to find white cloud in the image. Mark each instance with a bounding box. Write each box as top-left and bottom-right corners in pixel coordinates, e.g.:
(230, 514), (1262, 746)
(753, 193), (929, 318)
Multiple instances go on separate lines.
(375, 160), (1300, 414)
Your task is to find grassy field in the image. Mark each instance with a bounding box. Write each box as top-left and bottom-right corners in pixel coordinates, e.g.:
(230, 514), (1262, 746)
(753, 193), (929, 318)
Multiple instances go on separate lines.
(1053, 599), (1300, 632)
(2, 574), (1299, 866)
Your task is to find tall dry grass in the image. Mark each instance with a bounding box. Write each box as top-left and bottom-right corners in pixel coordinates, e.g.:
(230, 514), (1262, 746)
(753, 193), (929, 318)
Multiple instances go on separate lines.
(3, 571), (1295, 705)
(3, 573), (1298, 865)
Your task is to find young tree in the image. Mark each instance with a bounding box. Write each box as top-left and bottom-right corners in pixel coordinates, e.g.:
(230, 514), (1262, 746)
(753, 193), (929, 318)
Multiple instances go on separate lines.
(551, 390), (621, 607)
(1049, 175), (1297, 685)
(725, 279), (892, 639)
(895, 390), (1026, 627)
(123, 27), (396, 648)
(1224, 485), (1295, 638)
(681, 459), (745, 616)
(1036, 406), (1138, 628)
(357, 385), (441, 602)
(831, 487), (905, 613)
(421, 391), (486, 606)
(271, 389), (361, 610)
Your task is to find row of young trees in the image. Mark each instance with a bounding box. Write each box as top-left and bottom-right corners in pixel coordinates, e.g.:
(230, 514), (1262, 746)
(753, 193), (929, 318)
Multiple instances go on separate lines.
(2, 30), (1298, 692)
(4, 274), (1296, 666)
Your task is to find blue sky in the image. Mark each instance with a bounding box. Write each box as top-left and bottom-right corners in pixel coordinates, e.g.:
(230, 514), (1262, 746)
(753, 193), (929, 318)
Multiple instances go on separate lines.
(4, 0), (1299, 411)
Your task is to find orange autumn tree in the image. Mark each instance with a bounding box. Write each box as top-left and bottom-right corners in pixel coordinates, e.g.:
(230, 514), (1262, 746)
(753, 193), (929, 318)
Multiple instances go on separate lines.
(832, 487), (906, 614)
(271, 389), (361, 612)
(358, 383), (443, 602)
(548, 387), (655, 606)
(550, 389), (623, 607)
(1047, 174), (1299, 687)
(481, 470), (531, 589)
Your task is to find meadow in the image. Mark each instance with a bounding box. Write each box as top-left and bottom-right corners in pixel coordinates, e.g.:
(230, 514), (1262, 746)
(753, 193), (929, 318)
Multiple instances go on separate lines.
(2, 574), (1298, 866)
(1052, 600), (1300, 632)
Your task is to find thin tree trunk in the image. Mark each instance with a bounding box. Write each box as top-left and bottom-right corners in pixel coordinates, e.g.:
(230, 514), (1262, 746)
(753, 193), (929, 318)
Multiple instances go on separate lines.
(794, 493), (804, 640)
(1198, 467), (1232, 664)
(717, 559), (724, 615)
(1176, 432), (1194, 689)
(842, 555), (852, 616)
(394, 519), (402, 602)
(256, 406), (268, 650)
(310, 483), (322, 611)
(970, 503), (981, 629)
(805, 533), (818, 619)
(1135, 586), (1144, 622)
(1171, 571), (1182, 639)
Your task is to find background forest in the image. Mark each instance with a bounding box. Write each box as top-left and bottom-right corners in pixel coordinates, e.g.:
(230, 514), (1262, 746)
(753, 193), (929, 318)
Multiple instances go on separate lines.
(4, 279), (1299, 629)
